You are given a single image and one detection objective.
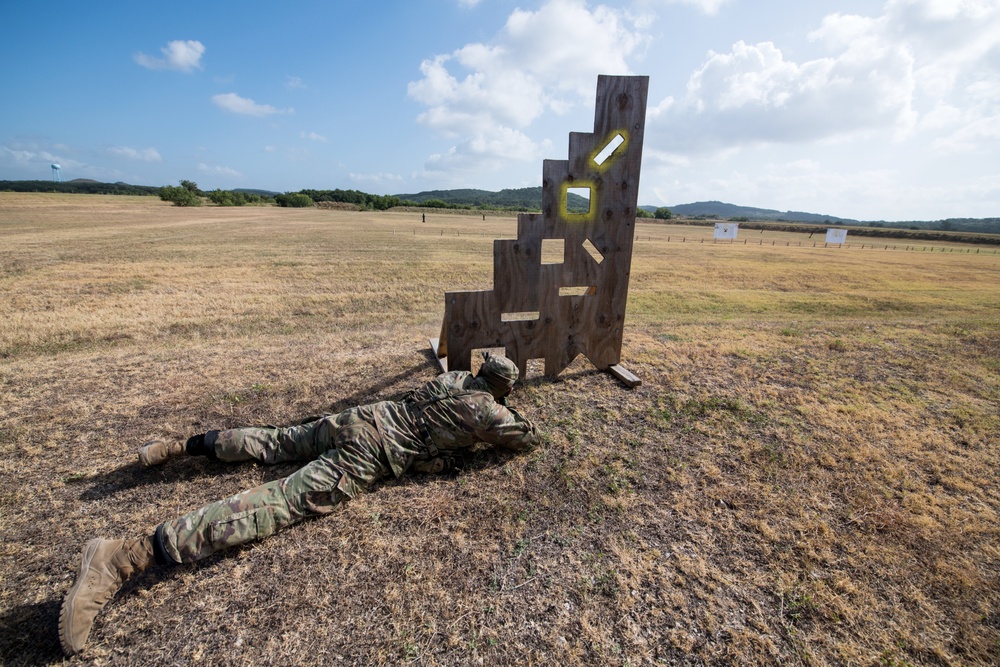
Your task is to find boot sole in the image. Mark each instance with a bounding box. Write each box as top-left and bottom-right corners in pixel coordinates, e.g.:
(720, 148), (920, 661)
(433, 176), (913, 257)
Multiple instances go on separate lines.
(59, 538), (103, 656)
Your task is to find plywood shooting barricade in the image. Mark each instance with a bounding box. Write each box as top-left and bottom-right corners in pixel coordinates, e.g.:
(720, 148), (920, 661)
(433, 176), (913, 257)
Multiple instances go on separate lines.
(430, 75), (649, 388)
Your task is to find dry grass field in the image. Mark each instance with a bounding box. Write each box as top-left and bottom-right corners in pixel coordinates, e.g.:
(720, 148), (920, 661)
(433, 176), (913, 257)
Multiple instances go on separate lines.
(1, 192), (998, 666)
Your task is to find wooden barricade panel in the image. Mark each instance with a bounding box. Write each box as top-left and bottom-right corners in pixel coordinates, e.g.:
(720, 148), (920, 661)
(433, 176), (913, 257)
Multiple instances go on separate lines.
(432, 75), (647, 385)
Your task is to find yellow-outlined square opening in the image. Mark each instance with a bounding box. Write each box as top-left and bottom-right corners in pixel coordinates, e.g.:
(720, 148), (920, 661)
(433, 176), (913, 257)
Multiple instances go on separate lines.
(560, 182), (594, 221)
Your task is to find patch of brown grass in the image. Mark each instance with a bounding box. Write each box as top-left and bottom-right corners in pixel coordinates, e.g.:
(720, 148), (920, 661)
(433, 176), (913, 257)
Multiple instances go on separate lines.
(1, 193), (999, 665)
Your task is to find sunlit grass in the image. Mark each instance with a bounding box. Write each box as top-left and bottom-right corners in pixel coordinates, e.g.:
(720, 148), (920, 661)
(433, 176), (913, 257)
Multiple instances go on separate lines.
(1, 193), (999, 665)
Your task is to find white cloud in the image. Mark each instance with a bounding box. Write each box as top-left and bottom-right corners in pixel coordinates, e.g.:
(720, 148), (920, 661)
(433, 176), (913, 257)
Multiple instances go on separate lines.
(417, 133), (554, 186)
(286, 76), (306, 90)
(256, 145), (312, 162)
(650, 0), (1000, 156)
(932, 114), (1000, 153)
(918, 103), (964, 130)
(212, 93), (293, 116)
(1, 145), (82, 170)
(642, 126), (1000, 218)
(0, 143), (132, 182)
(458, 0), (482, 7)
(349, 172), (404, 185)
(651, 37), (916, 152)
(653, 0), (732, 16)
(197, 163), (242, 177)
(754, 158), (997, 221)
(3, 146), (51, 164)
(500, 0), (644, 97)
(881, 0), (1000, 156)
(636, 0), (1000, 219)
(134, 40), (205, 72)
(107, 146), (162, 162)
(300, 131), (327, 142)
(410, 54), (546, 136)
(409, 0), (647, 126)
(643, 148), (691, 170)
(408, 0), (648, 180)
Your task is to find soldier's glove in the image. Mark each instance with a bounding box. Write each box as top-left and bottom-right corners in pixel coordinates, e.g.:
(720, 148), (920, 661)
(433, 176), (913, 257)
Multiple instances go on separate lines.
(497, 395), (509, 407)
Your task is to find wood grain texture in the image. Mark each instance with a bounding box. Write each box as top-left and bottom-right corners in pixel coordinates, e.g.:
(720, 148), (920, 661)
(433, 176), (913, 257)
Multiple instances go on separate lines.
(435, 75), (648, 378)
(609, 364), (642, 388)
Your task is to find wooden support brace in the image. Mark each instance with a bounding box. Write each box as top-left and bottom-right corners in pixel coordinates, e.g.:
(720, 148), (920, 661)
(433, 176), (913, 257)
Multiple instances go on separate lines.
(609, 364), (641, 388)
(429, 338), (448, 373)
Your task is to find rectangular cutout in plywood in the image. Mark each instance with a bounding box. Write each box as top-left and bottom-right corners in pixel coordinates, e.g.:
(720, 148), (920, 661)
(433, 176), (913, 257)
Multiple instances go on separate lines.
(501, 311), (540, 322)
(594, 133), (625, 165)
(582, 239), (604, 264)
(471, 347), (507, 375)
(559, 286), (596, 297)
(566, 187), (591, 214)
(541, 239), (564, 265)
(525, 358), (545, 379)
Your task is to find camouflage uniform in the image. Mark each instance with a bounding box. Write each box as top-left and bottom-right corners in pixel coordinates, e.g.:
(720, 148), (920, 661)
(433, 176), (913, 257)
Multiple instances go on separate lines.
(156, 369), (537, 564)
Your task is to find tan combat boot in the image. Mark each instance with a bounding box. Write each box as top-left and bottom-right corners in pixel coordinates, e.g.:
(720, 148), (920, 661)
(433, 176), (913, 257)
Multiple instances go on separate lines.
(137, 439), (186, 467)
(59, 536), (155, 656)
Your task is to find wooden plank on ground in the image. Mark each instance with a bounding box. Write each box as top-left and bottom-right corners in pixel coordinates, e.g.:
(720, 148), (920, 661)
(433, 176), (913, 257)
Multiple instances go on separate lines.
(609, 364), (641, 388)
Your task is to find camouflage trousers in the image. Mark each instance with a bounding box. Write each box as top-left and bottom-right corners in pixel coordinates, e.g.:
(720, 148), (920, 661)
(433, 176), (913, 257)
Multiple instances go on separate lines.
(157, 409), (392, 564)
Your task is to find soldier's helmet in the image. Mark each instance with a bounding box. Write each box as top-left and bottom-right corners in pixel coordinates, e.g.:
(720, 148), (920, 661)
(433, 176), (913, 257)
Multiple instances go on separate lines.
(478, 353), (519, 397)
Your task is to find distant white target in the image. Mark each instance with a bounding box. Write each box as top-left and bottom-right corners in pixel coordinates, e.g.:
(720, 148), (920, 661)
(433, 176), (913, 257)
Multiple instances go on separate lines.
(714, 222), (738, 240)
(826, 228), (847, 245)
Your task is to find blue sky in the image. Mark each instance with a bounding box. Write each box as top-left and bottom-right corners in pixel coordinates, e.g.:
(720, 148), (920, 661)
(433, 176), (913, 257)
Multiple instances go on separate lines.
(2, 0), (998, 221)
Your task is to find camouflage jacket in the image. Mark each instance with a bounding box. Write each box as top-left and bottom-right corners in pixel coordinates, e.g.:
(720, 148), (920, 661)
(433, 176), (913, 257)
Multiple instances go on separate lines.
(372, 370), (538, 478)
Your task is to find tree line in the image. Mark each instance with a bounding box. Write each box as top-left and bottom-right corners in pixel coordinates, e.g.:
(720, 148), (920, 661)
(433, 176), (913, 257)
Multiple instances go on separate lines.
(6, 178), (997, 233)
(157, 183), (404, 209)
(396, 186), (587, 212)
(159, 180), (271, 207)
(0, 180), (160, 196)
(3, 179), (674, 218)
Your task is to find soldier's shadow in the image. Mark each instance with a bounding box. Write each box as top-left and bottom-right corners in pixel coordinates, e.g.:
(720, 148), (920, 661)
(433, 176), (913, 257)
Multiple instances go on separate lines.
(326, 357), (441, 412)
(0, 597), (64, 666)
(71, 459), (234, 501)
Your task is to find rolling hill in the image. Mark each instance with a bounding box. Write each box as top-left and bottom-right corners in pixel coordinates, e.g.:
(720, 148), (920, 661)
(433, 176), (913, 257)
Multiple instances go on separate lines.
(644, 200), (858, 224)
(394, 187), (592, 213)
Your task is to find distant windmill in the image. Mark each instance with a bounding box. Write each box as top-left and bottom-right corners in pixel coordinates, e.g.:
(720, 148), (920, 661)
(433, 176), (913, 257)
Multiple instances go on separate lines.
(51, 163), (62, 182)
